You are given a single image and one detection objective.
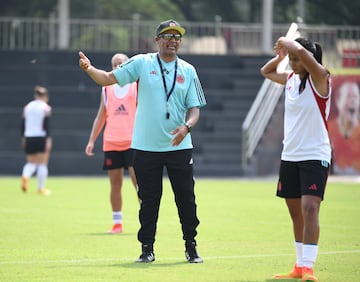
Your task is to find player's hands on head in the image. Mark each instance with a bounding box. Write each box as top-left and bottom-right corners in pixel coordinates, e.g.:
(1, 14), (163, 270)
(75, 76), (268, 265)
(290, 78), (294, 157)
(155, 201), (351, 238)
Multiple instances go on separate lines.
(274, 37), (288, 59)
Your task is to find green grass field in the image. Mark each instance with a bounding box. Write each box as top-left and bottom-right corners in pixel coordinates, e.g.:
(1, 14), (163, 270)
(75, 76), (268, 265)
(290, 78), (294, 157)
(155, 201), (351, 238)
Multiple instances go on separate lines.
(0, 176), (359, 282)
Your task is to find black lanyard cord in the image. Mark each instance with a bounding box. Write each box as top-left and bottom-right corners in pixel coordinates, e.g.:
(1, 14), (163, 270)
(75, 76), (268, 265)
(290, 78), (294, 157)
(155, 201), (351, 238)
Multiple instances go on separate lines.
(157, 54), (178, 119)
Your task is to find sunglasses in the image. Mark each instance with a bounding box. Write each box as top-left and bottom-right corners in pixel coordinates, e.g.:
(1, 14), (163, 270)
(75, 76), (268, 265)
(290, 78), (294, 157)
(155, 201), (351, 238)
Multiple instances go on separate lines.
(158, 33), (182, 41)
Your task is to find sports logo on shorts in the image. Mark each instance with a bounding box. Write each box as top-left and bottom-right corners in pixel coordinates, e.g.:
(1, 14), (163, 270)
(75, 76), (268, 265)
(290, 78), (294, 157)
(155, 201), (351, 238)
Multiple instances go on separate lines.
(308, 183), (318, 191)
(106, 158), (112, 166)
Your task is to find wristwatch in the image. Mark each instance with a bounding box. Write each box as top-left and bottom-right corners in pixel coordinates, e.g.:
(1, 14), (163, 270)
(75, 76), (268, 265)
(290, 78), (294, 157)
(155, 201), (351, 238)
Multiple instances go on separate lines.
(184, 122), (192, 132)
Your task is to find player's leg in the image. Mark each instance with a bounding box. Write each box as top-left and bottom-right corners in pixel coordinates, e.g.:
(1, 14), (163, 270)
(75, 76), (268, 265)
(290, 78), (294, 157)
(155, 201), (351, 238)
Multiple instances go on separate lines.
(103, 151), (125, 234)
(21, 137), (41, 192)
(273, 198), (304, 279)
(134, 150), (163, 262)
(36, 152), (50, 195)
(166, 149), (202, 263)
(34, 137), (50, 195)
(107, 167), (124, 234)
(274, 161), (303, 279)
(299, 160), (329, 282)
(22, 153), (37, 192)
(301, 196), (321, 282)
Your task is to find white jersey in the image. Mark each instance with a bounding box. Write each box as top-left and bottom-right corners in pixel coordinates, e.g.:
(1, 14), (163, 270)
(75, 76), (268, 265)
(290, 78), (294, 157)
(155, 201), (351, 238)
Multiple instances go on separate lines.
(23, 99), (51, 137)
(281, 72), (332, 163)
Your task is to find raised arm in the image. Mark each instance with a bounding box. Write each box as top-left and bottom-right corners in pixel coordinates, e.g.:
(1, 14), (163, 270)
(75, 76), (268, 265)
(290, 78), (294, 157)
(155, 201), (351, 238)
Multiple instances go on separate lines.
(274, 37), (329, 97)
(260, 41), (289, 85)
(79, 51), (117, 86)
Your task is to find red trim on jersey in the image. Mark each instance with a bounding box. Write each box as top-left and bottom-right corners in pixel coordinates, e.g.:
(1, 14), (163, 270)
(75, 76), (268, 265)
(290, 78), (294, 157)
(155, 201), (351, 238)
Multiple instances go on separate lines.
(307, 77), (328, 131)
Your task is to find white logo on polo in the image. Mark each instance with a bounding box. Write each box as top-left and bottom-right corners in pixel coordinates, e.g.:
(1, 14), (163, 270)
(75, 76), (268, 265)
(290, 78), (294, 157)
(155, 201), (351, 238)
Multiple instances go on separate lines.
(189, 158), (193, 164)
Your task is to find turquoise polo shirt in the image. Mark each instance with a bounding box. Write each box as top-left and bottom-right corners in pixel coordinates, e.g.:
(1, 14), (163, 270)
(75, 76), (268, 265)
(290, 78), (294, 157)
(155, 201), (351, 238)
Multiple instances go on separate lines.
(112, 52), (206, 152)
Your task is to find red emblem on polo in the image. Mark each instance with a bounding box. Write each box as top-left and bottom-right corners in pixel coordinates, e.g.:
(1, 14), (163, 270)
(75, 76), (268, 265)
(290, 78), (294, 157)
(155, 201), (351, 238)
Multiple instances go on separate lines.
(177, 75), (185, 84)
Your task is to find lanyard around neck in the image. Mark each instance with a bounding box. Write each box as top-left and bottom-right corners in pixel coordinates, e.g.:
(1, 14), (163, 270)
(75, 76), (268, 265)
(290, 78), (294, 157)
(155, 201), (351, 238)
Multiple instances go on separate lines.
(157, 54), (178, 119)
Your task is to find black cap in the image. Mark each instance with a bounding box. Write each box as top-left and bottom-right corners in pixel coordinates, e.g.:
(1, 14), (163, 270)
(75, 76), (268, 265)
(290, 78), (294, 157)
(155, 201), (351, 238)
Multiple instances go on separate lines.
(156, 19), (186, 36)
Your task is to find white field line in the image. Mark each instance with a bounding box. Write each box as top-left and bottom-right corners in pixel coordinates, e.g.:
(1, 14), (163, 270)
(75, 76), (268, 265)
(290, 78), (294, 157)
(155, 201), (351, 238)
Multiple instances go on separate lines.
(0, 249), (359, 265)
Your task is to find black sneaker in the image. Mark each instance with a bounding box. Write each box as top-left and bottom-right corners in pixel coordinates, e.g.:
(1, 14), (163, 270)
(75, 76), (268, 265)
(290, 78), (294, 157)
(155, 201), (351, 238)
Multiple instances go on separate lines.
(185, 241), (203, 263)
(135, 245), (155, 263)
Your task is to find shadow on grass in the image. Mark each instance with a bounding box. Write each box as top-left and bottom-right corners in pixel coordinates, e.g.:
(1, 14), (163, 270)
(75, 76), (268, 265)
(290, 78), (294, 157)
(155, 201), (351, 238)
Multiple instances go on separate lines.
(265, 279), (298, 282)
(45, 260), (189, 270)
(87, 232), (136, 237)
(116, 260), (190, 268)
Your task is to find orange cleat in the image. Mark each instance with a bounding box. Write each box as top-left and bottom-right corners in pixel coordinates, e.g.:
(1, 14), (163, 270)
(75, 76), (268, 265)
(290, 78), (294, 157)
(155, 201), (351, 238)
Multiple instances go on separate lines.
(273, 264), (303, 279)
(107, 224), (123, 234)
(302, 267), (318, 282)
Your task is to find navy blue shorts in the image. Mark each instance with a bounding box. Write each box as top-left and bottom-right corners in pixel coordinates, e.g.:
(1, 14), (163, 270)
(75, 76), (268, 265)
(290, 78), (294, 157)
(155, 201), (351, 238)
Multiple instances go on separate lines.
(24, 137), (46, 154)
(102, 149), (135, 170)
(276, 160), (330, 200)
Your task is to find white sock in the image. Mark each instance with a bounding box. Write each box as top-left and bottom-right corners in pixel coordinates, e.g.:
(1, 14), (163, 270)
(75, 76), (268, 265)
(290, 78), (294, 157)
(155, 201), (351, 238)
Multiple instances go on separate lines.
(303, 244), (318, 268)
(22, 163), (37, 178)
(295, 241), (303, 267)
(113, 211), (122, 224)
(36, 164), (48, 189)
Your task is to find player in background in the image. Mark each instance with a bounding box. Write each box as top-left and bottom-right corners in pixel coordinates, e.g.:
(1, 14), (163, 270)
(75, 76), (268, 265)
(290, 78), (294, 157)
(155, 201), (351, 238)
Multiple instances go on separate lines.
(85, 53), (138, 234)
(261, 37), (332, 282)
(21, 85), (52, 196)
